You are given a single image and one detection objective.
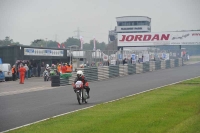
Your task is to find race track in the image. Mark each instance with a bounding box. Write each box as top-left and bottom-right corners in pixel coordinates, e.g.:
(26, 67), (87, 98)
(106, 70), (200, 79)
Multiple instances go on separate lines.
(0, 63), (200, 132)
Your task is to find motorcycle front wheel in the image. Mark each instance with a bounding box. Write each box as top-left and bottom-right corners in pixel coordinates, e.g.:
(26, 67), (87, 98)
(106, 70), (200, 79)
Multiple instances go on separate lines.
(76, 92), (81, 105)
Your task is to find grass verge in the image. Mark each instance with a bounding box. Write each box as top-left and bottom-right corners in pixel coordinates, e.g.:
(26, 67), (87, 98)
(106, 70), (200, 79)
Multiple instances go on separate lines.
(8, 78), (200, 133)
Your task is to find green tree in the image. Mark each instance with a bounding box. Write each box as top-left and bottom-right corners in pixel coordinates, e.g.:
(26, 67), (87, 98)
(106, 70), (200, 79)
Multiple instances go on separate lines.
(0, 37), (23, 46)
(30, 39), (46, 47)
(63, 37), (81, 48)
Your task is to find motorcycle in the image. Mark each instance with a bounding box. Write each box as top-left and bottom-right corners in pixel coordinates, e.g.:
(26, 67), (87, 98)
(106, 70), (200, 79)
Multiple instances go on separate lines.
(72, 81), (88, 105)
(43, 71), (50, 81)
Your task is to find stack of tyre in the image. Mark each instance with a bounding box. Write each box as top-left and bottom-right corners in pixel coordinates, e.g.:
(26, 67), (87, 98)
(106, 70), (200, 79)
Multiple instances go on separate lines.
(51, 75), (60, 87)
(60, 78), (69, 86)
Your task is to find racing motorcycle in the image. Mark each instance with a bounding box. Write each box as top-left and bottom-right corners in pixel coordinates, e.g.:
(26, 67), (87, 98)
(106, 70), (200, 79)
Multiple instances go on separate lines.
(43, 70), (50, 81)
(72, 81), (88, 105)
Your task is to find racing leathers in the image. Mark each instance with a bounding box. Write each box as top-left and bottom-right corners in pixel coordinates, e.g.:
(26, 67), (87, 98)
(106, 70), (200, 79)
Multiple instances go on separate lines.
(74, 75), (90, 98)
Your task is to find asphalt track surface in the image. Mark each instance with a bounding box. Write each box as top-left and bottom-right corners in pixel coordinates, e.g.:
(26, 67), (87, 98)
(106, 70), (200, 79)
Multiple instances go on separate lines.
(0, 63), (200, 132)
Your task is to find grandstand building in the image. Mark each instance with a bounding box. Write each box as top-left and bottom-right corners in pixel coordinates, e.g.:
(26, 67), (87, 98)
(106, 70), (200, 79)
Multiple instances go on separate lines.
(108, 16), (151, 43)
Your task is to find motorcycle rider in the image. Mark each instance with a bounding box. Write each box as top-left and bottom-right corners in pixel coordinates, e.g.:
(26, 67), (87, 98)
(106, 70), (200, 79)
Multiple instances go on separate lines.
(74, 70), (90, 99)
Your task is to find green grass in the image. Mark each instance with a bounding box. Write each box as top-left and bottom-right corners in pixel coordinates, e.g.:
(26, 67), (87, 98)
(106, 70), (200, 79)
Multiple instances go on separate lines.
(186, 56), (200, 62)
(189, 58), (200, 62)
(9, 78), (200, 133)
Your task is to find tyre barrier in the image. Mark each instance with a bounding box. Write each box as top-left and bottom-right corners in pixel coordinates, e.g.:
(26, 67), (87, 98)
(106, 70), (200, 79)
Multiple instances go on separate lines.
(143, 62), (150, 73)
(174, 59), (179, 67)
(60, 78), (69, 86)
(166, 60), (170, 69)
(128, 64), (136, 75)
(60, 58), (184, 86)
(51, 75), (60, 87)
(98, 66), (109, 80)
(155, 61), (161, 70)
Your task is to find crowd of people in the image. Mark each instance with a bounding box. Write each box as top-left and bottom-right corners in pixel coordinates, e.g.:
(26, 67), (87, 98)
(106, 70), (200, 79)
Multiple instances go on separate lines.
(10, 60), (73, 84)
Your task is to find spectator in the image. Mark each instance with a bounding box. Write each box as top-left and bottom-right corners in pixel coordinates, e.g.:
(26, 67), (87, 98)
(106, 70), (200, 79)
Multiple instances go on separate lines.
(12, 65), (16, 81)
(142, 55), (144, 62)
(24, 64), (29, 79)
(18, 64), (26, 84)
(123, 58), (127, 65)
(32, 62), (37, 77)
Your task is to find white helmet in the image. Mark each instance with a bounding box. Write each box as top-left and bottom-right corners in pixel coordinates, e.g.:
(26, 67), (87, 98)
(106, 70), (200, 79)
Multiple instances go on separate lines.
(77, 70), (83, 78)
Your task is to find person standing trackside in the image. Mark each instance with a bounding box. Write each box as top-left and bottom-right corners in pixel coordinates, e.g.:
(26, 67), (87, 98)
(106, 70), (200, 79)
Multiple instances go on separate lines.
(57, 64), (61, 74)
(18, 64), (26, 84)
(12, 65), (16, 81)
(24, 64), (29, 79)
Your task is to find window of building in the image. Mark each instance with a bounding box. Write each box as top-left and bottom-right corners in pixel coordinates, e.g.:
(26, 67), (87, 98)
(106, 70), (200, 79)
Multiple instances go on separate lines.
(118, 22), (122, 26)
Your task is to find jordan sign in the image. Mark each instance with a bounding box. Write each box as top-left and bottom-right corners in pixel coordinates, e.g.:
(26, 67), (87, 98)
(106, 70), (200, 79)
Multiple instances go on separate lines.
(118, 31), (200, 47)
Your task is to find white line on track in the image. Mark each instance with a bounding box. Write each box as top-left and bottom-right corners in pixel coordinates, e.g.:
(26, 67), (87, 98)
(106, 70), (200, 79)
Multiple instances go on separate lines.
(1, 76), (200, 133)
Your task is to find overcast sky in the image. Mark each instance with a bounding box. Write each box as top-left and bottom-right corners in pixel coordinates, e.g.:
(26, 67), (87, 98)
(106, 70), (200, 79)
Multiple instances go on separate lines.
(0, 0), (200, 45)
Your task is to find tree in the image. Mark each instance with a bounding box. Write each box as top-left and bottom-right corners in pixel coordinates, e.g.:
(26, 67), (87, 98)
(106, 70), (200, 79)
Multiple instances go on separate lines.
(63, 37), (81, 48)
(0, 37), (23, 46)
(30, 39), (46, 47)
(30, 39), (62, 48)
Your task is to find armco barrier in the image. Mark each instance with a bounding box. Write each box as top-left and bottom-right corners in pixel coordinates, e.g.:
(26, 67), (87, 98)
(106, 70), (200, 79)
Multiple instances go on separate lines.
(62, 58), (183, 85)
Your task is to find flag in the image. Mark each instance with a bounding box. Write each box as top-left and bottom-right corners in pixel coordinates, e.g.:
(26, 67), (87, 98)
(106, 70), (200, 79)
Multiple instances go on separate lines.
(93, 37), (96, 51)
(57, 43), (61, 48)
(80, 36), (84, 50)
(62, 44), (65, 48)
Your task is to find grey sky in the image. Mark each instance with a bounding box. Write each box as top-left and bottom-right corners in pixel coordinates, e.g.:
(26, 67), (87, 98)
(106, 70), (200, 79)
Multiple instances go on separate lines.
(0, 0), (200, 45)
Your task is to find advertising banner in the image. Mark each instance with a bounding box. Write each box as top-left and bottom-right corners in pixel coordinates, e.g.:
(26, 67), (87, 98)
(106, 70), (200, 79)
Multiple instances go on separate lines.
(24, 48), (64, 56)
(118, 54), (122, 60)
(118, 31), (200, 47)
(103, 53), (108, 61)
(110, 60), (116, 65)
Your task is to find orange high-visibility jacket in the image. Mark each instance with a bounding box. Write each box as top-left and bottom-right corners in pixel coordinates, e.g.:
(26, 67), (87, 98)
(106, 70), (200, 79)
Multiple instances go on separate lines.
(12, 68), (15, 74)
(61, 66), (67, 73)
(57, 66), (61, 72)
(66, 65), (72, 73)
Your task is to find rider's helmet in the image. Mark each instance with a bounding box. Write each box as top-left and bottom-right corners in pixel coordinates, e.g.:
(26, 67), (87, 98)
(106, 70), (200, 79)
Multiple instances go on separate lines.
(77, 70), (83, 78)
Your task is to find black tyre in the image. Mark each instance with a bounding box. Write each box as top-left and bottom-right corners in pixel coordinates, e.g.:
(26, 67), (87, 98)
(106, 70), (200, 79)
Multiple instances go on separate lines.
(51, 78), (60, 82)
(85, 99), (87, 103)
(51, 82), (60, 87)
(44, 76), (47, 81)
(77, 92), (81, 105)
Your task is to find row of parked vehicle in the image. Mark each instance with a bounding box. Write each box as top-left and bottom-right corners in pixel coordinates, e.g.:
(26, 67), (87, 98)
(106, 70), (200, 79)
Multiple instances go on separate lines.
(0, 63), (12, 82)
